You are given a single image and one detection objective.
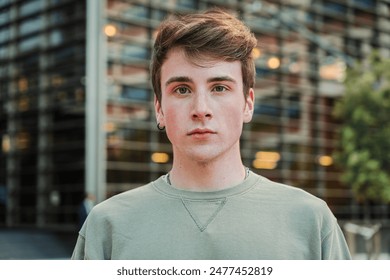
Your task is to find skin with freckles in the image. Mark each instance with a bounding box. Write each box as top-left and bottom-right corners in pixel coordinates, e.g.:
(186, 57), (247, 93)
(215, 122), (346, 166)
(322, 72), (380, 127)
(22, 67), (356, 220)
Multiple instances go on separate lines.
(155, 48), (254, 191)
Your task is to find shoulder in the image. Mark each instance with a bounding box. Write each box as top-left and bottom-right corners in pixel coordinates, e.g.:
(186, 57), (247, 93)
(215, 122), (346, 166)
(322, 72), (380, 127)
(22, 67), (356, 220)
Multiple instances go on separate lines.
(79, 181), (159, 237)
(84, 176), (174, 224)
(250, 173), (335, 221)
(251, 174), (339, 238)
(258, 174), (326, 203)
(90, 182), (156, 216)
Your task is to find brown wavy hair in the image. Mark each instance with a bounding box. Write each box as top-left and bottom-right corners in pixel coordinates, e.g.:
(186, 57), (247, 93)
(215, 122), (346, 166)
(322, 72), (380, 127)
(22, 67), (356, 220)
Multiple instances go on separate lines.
(150, 8), (257, 104)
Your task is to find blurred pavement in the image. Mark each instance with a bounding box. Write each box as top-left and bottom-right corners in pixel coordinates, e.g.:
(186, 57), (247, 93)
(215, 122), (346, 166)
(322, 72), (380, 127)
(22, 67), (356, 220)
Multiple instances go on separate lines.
(0, 228), (77, 260)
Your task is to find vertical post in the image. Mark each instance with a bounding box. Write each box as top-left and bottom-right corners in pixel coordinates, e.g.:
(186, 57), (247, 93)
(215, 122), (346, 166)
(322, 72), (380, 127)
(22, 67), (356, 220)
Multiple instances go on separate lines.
(86, 0), (107, 203)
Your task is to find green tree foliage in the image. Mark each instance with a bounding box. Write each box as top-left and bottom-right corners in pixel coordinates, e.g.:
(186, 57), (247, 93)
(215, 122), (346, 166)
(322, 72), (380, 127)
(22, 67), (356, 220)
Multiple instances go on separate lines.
(333, 51), (390, 204)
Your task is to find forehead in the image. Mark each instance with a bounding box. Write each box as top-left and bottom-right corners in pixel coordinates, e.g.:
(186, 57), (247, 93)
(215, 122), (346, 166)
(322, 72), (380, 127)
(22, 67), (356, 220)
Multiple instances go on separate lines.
(161, 48), (243, 83)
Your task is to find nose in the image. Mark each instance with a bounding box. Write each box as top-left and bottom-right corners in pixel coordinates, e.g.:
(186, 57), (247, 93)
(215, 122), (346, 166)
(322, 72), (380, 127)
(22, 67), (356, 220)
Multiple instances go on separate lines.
(191, 93), (213, 121)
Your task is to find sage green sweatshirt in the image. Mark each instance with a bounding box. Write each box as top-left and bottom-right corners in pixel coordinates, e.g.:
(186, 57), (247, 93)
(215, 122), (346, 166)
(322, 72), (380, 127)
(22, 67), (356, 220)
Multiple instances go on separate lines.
(72, 171), (351, 260)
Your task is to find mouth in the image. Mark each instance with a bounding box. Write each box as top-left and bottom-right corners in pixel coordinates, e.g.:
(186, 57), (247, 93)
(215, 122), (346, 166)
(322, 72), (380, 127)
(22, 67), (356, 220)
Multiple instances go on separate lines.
(187, 128), (216, 136)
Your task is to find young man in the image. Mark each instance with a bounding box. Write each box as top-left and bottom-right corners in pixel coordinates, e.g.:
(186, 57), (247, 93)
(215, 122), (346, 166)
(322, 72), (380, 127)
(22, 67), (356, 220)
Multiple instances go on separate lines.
(72, 9), (351, 260)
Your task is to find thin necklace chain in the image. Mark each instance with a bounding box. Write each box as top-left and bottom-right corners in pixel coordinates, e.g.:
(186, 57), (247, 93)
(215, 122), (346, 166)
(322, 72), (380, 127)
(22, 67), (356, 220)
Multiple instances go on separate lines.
(166, 166), (250, 186)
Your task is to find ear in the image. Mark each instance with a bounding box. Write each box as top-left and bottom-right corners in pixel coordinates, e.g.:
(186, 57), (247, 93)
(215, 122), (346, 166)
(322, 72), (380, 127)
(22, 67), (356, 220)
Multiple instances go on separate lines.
(154, 96), (165, 126)
(243, 88), (255, 123)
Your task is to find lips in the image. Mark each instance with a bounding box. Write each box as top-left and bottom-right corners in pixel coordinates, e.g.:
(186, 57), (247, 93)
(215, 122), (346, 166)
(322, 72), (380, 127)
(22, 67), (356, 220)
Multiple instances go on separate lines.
(187, 128), (216, 136)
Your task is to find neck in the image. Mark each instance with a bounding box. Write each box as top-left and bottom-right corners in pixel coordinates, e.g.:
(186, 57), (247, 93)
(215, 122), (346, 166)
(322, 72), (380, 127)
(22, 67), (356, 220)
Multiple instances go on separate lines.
(168, 155), (247, 191)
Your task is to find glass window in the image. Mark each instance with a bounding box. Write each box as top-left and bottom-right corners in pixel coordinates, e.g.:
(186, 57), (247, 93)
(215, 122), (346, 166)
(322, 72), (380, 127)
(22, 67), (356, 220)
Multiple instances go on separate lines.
(17, 54), (39, 71)
(175, 0), (197, 9)
(115, 22), (149, 43)
(122, 45), (149, 60)
(16, 75), (39, 93)
(129, 127), (151, 142)
(0, 0), (10, 7)
(120, 65), (148, 80)
(0, 80), (7, 99)
(107, 148), (151, 164)
(323, 1), (347, 15)
(255, 65), (273, 78)
(49, 0), (66, 5)
(151, 9), (167, 21)
(49, 29), (64, 46)
(121, 86), (149, 101)
(17, 95), (38, 111)
(0, 45), (8, 60)
(50, 6), (77, 24)
(305, 11), (319, 24)
(0, 8), (10, 25)
(19, 0), (44, 17)
(19, 34), (41, 52)
(107, 42), (121, 59)
(0, 27), (10, 44)
(122, 4), (148, 20)
(50, 11), (65, 24)
(49, 45), (79, 64)
(107, 103), (150, 122)
(107, 170), (151, 185)
(249, 16), (279, 30)
(254, 95), (300, 119)
(353, 0), (376, 8)
(0, 62), (7, 77)
(19, 16), (43, 36)
(254, 97), (280, 117)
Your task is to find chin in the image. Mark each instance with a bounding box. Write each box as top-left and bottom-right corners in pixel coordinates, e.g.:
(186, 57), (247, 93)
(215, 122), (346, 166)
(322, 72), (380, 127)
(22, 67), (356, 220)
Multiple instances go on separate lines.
(186, 149), (225, 164)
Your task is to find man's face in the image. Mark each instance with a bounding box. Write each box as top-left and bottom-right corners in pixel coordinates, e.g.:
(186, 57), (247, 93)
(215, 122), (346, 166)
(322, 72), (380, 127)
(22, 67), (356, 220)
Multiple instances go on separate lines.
(155, 48), (254, 164)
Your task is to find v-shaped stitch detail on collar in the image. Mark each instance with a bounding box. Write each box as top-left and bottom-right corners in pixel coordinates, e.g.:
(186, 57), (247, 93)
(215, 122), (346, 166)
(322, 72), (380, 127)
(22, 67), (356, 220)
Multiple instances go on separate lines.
(181, 198), (227, 232)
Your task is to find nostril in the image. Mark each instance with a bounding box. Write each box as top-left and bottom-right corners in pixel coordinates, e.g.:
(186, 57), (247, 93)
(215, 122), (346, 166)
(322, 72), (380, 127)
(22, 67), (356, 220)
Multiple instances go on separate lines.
(192, 112), (212, 120)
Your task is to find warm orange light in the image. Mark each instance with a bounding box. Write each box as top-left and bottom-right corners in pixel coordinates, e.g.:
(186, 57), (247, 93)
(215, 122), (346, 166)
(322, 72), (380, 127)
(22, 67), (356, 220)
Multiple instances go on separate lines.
(252, 159), (278, 170)
(318, 155), (333, 167)
(104, 24), (117, 37)
(252, 151), (280, 170)
(16, 132), (30, 150)
(105, 122), (116, 133)
(319, 61), (346, 81)
(51, 75), (64, 87)
(18, 78), (28, 92)
(18, 97), (29, 111)
(267, 57), (281, 69)
(252, 48), (262, 59)
(2, 134), (10, 153)
(107, 135), (121, 146)
(151, 152), (169, 163)
(255, 151), (281, 161)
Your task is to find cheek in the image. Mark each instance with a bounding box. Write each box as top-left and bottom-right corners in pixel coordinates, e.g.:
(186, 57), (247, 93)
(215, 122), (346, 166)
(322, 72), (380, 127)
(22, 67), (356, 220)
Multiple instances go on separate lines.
(163, 106), (183, 132)
(224, 106), (246, 123)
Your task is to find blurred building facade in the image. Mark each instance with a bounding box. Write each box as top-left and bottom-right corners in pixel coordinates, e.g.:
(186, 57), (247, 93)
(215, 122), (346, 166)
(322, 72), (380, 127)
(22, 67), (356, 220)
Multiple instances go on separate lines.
(0, 0), (86, 229)
(0, 0), (389, 230)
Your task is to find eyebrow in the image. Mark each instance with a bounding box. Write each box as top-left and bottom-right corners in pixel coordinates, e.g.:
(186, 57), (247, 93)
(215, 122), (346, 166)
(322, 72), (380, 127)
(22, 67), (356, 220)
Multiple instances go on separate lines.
(164, 75), (237, 88)
(207, 76), (236, 83)
(165, 76), (192, 88)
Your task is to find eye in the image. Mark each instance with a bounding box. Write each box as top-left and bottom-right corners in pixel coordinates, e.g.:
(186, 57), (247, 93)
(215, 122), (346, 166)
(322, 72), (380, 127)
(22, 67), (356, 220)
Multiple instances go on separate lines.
(212, 85), (228, 92)
(174, 86), (191, 95)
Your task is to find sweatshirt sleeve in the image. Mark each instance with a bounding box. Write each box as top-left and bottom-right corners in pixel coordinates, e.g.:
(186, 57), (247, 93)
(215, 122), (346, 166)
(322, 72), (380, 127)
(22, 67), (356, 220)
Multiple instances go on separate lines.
(71, 234), (86, 260)
(321, 220), (352, 260)
(70, 203), (114, 260)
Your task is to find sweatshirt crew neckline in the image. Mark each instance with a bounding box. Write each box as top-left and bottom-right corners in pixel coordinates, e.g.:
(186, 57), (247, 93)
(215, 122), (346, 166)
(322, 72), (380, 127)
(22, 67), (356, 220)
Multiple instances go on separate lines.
(152, 170), (262, 200)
